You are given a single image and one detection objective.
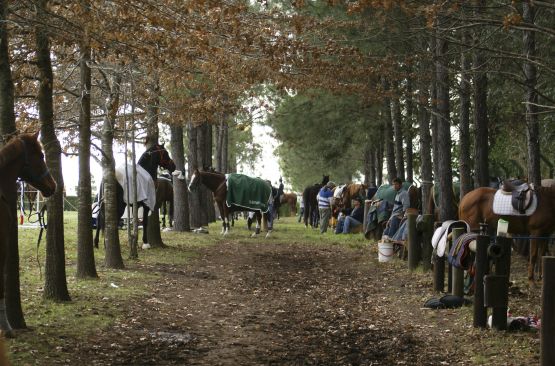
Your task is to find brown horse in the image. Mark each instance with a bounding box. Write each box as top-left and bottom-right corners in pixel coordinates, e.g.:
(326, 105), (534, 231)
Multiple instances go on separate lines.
(156, 177), (173, 228)
(280, 192), (297, 215)
(188, 169), (273, 237)
(0, 132), (56, 336)
(459, 185), (555, 284)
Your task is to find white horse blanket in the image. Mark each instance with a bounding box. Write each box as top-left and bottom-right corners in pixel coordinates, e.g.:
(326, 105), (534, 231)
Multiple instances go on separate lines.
(114, 164), (156, 211)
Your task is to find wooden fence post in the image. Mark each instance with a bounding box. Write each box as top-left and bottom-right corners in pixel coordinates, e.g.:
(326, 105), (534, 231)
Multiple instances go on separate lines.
(541, 257), (555, 366)
(407, 213), (419, 271)
(473, 234), (489, 328)
(421, 214), (434, 271)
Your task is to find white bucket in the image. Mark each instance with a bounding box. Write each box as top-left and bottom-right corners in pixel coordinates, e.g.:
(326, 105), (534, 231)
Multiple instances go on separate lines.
(378, 241), (394, 262)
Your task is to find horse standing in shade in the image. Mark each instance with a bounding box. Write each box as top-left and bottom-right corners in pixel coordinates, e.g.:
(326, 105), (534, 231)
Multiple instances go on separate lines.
(280, 192), (298, 215)
(0, 132), (57, 336)
(94, 143), (176, 248)
(157, 176), (174, 229)
(459, 183), (555, 284)
(302, 175), (330, 228)
(188, 169), (274, 237)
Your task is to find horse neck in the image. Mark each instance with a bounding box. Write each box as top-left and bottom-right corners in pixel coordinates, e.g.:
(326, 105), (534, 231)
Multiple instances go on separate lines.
(0, 141), (23, 196)
(138, 157), (157, 180)
(200, 171), (225, 192)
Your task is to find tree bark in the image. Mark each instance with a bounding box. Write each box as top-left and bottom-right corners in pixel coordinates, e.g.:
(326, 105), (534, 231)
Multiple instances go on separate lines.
(204, 124), (215, 223)
(102, 71), (124, 269)
(523, 1), (540, 186)
(35, 0), (71, 301)
(405, 78), (414, 183)
(473, 0), (490, 187)
(145, 81), (165, 247)
(430, 30), (439, 184)
(376, 131), (384, 185)
(392, 93), (405, 181)
(382, 80), (396, 183)
(196, 124), (209, 226)
(459, 29), (473, 199)
(222, 121), (229, 173)
(436, 21), (456, 221)
(418, 85), (433, 215)
(76, 19), (97, 279)
(187, 123), (201, 228)
(0, 0), (25, 329)
(170, 124), (190, 231)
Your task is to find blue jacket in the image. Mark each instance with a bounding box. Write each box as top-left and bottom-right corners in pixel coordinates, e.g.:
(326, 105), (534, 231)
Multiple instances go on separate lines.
(318, 187), (333, 208)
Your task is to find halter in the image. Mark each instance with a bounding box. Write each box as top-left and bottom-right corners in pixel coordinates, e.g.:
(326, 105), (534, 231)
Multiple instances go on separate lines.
(19, 138), (51, 183)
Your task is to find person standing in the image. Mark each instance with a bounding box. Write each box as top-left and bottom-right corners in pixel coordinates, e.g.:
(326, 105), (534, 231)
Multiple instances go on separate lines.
(317, 181), (335, 233)
(382, 177), (410, 240)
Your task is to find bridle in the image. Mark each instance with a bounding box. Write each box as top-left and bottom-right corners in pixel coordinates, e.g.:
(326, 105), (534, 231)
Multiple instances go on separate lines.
(140, 145), (174, 170)
(19, 138), (51, 183)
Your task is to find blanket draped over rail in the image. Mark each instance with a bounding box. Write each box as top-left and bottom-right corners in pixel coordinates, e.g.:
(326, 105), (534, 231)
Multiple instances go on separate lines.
(226, 173), (272, 213)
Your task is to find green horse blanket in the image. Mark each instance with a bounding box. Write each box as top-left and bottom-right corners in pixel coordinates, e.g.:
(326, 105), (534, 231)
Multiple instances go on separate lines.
(226, 173), (272, 213)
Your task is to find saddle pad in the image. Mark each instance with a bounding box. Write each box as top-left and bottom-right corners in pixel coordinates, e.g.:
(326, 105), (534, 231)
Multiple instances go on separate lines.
(334, 184), (347, 199)
(226, 173), (272, 213)
(431, 220), (470, 258)
(115, 164), (156, 210)
(493, 190), (537, 216)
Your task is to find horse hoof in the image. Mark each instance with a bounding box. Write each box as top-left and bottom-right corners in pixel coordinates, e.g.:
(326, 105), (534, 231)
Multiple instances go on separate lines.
(265, 232), (271, 239)
(142, 243), (151, 249)
(251, 233), (258, 238)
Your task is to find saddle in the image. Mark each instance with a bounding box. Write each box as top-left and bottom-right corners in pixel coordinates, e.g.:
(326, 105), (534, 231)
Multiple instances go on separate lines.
(501, 181), (533, 214)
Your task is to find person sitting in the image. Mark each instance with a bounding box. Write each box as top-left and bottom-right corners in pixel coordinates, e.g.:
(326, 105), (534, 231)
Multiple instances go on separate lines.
(382, 177), (410, 241)
(335, 199), (364, 234)
(317, 181), (335, 233)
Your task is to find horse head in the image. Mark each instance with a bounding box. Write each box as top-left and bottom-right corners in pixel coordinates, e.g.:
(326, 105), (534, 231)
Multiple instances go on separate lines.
(18, 132), (56, 197)
(140, 143), (176, 174)
(188, 168), (201, 192)
(321, 175), (330, 186)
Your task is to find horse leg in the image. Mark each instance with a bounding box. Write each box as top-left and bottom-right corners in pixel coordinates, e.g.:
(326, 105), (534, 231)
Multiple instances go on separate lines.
(304, 203), (309, 228)
(251, 212), (261, 237)
(529, 238), (538, 285)
(142, 206), (150, 249)
(94, 203), (104, 249)
(265, 212), (273, 239)
(161, 201), (166, 228)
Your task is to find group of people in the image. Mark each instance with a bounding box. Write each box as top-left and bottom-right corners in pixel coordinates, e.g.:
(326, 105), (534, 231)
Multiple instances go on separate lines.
(301, 177), (411, 240)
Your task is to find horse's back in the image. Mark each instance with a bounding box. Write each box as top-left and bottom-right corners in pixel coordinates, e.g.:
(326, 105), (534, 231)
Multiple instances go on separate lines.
(458, 187), (497, 230)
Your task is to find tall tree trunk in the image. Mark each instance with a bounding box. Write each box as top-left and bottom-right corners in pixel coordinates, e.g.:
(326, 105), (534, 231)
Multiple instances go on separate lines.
(0, 0), (25, 329)
(383, 80), (396, 183)
(523, 1), (540, 186)
(102, 72), (124, 269)
(35, 0), (71, 301)
(196, 124), (209, 226)
(204, 124), (215, 223)
(392, 94), (405, 180)
(376, 132), (384, 185)
(222, 121), (229, 173)
(430, 30), (439, 184)
(170, 124), (190, 231)
(405, 78), (414, 183)
(418, 85), (433, 215)
(145, 81), (165, 247)
(76, 20), (97, 279)
(473, 0), (489, 187)
(459, 29), (473, 198)
(187, 123), (201, 228)
(436, 22), (456, 221)
(215, 119), (223, 172)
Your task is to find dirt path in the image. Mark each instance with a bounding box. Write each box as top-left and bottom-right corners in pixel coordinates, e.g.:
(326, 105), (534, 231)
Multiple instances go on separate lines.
(63, 240), (538, 366)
